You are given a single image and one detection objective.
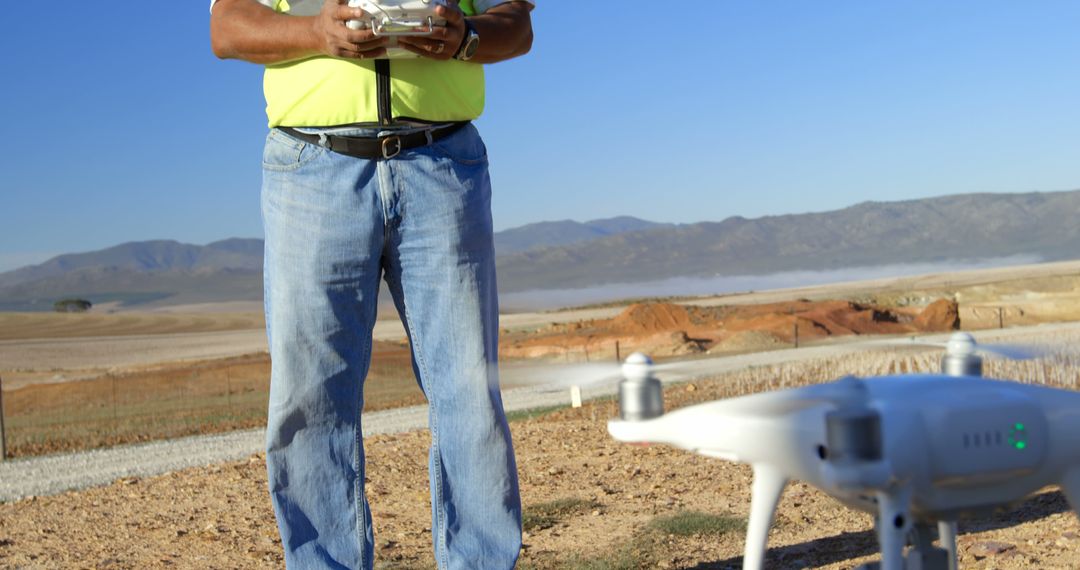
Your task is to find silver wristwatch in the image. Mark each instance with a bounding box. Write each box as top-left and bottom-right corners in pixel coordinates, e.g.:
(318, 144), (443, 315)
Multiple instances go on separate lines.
(454, 20), (480, 61)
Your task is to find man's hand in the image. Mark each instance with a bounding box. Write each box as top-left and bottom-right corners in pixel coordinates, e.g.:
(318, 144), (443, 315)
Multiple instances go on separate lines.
(397, 1), (533, 63)
(312, 0), (389, 60)
(210, 0), (388, 64)
(395, 2), (466, 61)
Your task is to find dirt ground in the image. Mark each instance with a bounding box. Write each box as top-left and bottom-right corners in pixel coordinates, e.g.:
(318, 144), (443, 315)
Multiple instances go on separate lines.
(5, 260), (1080, 568)
(3, 380), (1079, 570)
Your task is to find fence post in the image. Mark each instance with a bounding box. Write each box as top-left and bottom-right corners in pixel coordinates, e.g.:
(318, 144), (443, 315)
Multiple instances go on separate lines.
(0, 374), (6, 461)
(998, 307), (1004, 329)
(790, 309), (799, 349)
(615, 341), (621, 363)
(111, 374), (118, 425)
(226, 366), (233, 410)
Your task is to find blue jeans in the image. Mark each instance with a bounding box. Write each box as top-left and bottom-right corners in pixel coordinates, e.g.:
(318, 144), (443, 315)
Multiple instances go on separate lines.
(261, 124), (522, 569)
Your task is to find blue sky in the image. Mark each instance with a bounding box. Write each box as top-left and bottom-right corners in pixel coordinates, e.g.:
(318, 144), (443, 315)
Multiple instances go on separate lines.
(2, 2), (1079, 272)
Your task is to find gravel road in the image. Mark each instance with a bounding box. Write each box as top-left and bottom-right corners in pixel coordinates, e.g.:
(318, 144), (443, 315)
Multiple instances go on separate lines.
(3, 322), (1078, 503)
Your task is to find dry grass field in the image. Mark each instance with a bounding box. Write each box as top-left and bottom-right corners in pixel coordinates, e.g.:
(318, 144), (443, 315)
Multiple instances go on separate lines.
(0, 310), (425, 458)
(0, 341), (423, 458)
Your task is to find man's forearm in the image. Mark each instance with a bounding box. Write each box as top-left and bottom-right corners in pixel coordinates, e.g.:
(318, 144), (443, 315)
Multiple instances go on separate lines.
(468, 2), (533, 64)
(210, 0), (321, 63)
(210, 0), (531, 66)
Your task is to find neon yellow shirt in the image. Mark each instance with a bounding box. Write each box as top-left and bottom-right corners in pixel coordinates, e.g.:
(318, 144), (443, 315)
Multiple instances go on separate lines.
(263, 0), (484, 127)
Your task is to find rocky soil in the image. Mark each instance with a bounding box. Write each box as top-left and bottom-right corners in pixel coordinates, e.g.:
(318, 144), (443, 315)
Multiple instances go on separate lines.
(3, 379), (1078, 570)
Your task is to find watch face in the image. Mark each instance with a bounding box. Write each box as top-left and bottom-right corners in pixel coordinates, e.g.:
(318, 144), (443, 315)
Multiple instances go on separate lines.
(463, 34), (480, 60)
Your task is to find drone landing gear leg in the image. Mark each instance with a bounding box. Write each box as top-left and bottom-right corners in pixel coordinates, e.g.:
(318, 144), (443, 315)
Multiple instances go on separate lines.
(857, 490), (952, 570)
(904, 523), (950, 570)
(1057, 467), (1080, 521)
(742, 463), (787, 570)
(875, 487), (913, 570)
(936, 521), (958, 570)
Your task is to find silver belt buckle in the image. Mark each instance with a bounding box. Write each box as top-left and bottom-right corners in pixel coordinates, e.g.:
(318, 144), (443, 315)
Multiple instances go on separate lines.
(381, 136), (402, 160)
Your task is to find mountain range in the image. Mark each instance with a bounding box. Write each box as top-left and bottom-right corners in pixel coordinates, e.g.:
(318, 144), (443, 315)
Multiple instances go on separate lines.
(2, 190), (1079, 310)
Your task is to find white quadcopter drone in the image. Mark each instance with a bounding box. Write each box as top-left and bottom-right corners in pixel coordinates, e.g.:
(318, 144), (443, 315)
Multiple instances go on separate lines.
(606, 333), (1080, 570)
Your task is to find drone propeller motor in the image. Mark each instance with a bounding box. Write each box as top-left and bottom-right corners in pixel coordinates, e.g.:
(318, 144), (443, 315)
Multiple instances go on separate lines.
(942, 331), (984, 377)
(617, 352), (664, 421)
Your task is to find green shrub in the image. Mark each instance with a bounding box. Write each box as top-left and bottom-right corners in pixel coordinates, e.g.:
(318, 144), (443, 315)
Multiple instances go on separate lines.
(53, 298), (93, 313)
(647, 510), (746, 537)
(522, 497), (599, 531)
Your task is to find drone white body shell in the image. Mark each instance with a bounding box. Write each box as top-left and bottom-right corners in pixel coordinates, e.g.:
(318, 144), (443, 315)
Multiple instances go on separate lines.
(608, 374), (1080, 569)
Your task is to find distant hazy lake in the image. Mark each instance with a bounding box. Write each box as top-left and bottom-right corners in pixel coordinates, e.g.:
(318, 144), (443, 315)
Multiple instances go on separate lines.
(500, 255), (1043, 311)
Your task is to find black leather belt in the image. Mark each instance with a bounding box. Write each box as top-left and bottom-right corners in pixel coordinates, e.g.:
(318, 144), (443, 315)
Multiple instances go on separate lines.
(278, 121), (469, 160)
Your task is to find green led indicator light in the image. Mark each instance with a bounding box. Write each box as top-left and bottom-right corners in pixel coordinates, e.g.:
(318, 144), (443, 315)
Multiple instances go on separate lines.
(1009, 423), (1028, 450)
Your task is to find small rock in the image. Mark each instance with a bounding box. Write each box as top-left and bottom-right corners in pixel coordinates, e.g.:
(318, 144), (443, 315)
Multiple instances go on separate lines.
(969, 541), (1015, 556)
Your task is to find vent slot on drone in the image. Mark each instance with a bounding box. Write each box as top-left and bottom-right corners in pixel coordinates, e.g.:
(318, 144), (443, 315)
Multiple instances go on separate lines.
(962, 432), (1005, 448)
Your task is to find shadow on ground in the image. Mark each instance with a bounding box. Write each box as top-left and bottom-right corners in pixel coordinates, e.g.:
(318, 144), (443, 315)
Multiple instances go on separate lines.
(685, 490), (1070, 569)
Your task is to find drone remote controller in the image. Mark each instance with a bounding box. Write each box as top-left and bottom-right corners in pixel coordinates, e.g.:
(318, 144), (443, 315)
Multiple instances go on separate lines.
(346, 0), (448, 35)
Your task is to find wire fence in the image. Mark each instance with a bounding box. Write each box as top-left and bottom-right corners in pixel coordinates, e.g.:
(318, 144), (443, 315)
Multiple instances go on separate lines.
(3, 328), (1080, 460)
(0, 346), (424, 460)
(1, 354), (271, 459)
